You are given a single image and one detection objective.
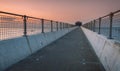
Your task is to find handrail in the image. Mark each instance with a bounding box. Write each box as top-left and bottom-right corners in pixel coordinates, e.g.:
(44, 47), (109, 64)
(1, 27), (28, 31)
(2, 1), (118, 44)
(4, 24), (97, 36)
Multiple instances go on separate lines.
(83, 9), (120, 41)
(0, 11), (74, 40)
(0, 11), (23, 17)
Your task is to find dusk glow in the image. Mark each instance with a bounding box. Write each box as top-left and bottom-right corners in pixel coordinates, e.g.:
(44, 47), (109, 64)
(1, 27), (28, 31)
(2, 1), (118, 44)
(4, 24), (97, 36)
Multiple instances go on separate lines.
(0, 0), (120, 24)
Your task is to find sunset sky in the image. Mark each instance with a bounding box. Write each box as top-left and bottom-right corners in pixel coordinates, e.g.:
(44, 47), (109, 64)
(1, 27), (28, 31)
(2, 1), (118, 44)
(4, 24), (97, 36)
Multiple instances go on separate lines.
(0, 0), (120, 24)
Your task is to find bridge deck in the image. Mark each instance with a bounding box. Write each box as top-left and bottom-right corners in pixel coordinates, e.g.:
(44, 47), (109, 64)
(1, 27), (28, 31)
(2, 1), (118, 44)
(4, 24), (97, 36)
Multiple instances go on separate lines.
(6, 28), (105, 71)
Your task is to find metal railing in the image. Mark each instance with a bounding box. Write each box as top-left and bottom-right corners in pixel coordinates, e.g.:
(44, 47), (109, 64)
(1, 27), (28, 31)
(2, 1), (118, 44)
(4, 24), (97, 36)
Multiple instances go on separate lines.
(0, 11), (74, 40)
(83, 10), (120, 41)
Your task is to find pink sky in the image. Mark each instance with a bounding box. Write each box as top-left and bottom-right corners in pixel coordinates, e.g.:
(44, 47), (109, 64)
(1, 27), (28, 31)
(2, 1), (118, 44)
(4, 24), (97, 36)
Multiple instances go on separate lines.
(0, 0), (120, 24)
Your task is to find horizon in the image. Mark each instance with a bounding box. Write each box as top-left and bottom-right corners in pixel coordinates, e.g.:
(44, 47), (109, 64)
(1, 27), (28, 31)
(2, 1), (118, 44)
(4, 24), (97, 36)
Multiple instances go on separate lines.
(0, 0), (120, 24)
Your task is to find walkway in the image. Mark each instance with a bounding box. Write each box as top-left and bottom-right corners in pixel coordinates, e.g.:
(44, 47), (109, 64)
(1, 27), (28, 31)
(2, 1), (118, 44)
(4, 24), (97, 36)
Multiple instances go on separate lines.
(6, 28), (105, 71)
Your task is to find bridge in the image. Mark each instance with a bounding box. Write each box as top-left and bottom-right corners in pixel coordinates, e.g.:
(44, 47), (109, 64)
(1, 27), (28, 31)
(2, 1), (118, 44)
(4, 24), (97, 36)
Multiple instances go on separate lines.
(0, 10), (120, 71)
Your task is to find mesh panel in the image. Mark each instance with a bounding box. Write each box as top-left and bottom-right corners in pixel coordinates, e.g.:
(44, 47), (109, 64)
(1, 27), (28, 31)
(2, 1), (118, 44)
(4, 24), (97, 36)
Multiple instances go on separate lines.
(0, 11), (73, 41)
(27, 17), (41, 35)
(95, 19), (100, 33)
(44, 20), (51, 32)
(113, 12), (120, 41)
(101, 16), (110, 37)
(0, 13), (23, 40)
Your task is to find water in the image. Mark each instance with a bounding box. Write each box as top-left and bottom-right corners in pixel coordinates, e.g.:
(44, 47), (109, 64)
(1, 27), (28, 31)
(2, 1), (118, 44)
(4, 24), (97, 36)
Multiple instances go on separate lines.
(0, 26), (63, 41)
(0, 28), (52, 40)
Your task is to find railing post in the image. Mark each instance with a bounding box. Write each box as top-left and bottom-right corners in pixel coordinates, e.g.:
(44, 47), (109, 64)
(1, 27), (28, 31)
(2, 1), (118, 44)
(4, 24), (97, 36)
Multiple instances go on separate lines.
(51, 20), (53, 32)
(90, 22), (92, 30)
(109, 12), (113, 39)
(60, 22), (62, 30)
(41, 19), (44, 33)
(93, 20), (96, 32)
(98, 18), (101, 34)
(23, 15), (27, 36)
(56, 22), (58, 31)
(90, 21), (93, 31)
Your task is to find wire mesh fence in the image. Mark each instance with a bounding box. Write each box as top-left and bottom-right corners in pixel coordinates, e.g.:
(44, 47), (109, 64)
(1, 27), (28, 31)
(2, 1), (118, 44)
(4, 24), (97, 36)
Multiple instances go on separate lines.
(113, 12), (120, 41)
(27, 17), (41, 35)
(52, 21), (57, 32)
(43, 19), (51, 33)
(83, 10), (120, 41)
(100, 16), (110, 37)
(0, 11), (74, 41)
(94, 19), (99, 33)
(0, 13), (23, 40)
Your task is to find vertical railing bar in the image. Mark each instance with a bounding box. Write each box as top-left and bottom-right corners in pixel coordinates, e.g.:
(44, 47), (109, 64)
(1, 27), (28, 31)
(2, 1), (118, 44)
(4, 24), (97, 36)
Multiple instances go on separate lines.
(109, 12), (113, 39)
(93, 20), (96, 32)
(62, 23), (64, 29)
(62, 23), (63, 30)
(56, 22), (58, 31)
(51, 20), (53, 32)
(23, 15), (27, 36)
(41, 19), (44, 33)
(60, 22), (62, 30)
(98, 18), (101, 34)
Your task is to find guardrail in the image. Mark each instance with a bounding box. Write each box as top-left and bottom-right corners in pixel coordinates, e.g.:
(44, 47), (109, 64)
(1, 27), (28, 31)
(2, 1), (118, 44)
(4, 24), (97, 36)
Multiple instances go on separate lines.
(0, 11), (74, 40)
(83, 10), (120, 41)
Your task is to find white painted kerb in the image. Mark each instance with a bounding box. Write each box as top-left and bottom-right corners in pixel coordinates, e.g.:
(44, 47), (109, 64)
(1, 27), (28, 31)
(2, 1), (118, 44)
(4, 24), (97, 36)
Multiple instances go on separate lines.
(81, 27), (120, 71)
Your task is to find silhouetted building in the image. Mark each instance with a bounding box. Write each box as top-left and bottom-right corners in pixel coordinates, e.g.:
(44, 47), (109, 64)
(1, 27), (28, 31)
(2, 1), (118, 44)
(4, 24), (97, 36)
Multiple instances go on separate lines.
(75, 21), (82, 27)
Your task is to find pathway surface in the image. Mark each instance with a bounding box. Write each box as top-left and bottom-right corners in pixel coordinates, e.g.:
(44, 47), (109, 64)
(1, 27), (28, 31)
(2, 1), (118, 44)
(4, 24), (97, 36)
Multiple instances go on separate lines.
(6, 28), (105, 71)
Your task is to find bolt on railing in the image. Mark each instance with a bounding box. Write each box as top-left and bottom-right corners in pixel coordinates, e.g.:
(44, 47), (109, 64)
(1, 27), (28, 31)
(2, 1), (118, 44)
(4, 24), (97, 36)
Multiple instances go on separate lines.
(83, 10), (120, 41)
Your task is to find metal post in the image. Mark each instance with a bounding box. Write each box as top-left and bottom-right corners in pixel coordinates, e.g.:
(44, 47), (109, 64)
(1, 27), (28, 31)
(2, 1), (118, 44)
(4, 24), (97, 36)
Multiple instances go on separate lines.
(60, 22), (62, 30)
(56, 22), (58, 31)
(91, 22), (92, 30)
(51, 20), (53, 32)
(62, 23), (63, 30)
(41, 19), (44, 33)
(23, 15), (27, 36)
(98, 18), (101, 34)
(109, 13), (113, 39)
(93, 20), (96, 32)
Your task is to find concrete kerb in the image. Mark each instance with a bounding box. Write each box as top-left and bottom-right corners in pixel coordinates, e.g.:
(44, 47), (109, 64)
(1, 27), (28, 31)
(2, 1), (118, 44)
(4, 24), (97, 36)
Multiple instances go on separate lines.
(81, 27), (120, 71)
(0, 37), (31, 71)
(27, 27), (77, 54)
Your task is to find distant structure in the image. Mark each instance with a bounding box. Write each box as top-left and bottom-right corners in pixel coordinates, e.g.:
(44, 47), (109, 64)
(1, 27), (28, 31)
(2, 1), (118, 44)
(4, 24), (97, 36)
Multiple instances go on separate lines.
(75, 21), (82, 27)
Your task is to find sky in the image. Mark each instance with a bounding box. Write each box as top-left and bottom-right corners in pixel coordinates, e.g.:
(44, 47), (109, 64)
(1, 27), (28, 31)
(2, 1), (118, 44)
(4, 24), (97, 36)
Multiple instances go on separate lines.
(0, 0), (120, 24)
